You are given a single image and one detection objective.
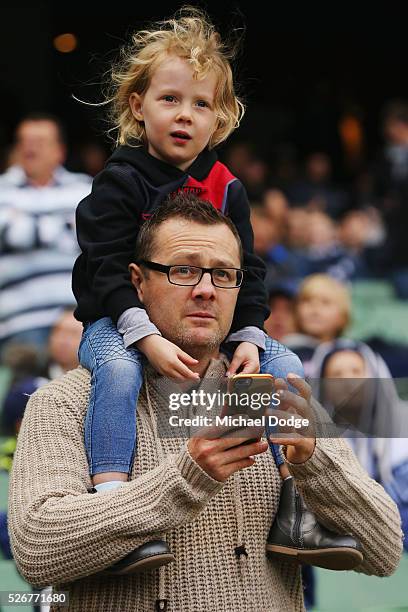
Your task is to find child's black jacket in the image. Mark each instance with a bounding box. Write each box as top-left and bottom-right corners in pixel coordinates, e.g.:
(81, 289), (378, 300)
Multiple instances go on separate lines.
(72, 145), (269, 333)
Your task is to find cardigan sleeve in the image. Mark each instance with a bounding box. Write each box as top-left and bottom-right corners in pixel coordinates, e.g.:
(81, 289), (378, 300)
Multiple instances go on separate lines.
(8, 389), (223, 587)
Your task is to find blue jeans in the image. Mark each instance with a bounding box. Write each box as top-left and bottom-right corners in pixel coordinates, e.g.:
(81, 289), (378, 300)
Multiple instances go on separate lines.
(79, 318), (304, 475)
(79, 318), (144, 475)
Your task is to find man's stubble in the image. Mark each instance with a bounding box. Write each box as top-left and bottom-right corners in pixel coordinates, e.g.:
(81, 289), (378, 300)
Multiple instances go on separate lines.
(145, 296), (227, 359)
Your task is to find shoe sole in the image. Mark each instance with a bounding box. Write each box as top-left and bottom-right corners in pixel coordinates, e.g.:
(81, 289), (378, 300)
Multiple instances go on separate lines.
(105, 553), (176, 575)
(266, 545), (363, 570)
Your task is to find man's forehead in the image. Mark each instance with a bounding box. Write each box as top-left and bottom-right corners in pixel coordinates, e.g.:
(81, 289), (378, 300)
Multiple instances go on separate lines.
(17, 121), (59, 141)
(153, 218), (240, 265)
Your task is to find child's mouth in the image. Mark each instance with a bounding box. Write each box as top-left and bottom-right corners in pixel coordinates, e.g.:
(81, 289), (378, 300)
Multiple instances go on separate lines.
(171, 132), (191, 141)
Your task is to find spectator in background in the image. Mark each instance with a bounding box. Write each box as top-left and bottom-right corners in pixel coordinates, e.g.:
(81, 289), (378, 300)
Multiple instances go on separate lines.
(264, 285), (296, 342)
(372, 100), (408, 297)
(74, 141), (109, 177)
(0, 309), (82, 478)
(311, 339), (408, 552)
(285, 151), (350, 219)
(337, 207), (386, 278)
(47, 308), (83, 378)
(287, 208), (310, 250)
(283, 274), (351, 376)
(251, 192), (305, 289)
(0, 114), (91, 352)
(223, 142), (269, 200)
(298, 211), (359, 281)
(263, 188), (289, 224)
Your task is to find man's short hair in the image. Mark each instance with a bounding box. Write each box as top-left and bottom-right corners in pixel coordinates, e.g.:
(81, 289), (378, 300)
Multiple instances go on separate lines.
(135, 192), (244, 265)
(16, 113), (67, 145)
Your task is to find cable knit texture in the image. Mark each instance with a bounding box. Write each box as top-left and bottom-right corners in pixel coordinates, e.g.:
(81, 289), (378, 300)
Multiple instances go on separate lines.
(8, 363), (403, 612)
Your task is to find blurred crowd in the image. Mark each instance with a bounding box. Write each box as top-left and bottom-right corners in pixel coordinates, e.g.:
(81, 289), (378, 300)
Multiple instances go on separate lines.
(225, 100), (408, 297)
(0, 101), (408, 608)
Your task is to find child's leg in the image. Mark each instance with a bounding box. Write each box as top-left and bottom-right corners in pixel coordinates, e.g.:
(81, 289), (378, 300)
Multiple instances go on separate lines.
(79, 318), (176, 574)
(259, 334), (305, 478)
(79, 317), (143, 486)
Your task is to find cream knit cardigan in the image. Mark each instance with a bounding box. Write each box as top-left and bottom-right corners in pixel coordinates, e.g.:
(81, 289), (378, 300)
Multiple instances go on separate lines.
(8, 361), (403, 612)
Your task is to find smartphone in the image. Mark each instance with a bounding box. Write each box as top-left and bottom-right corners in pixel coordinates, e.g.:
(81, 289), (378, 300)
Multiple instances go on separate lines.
(221, 373), (274, 445)
(225, 373), (275, 418)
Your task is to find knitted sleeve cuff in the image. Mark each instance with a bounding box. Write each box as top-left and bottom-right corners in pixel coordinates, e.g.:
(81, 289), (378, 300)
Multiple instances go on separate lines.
(282, 437), (333, 480)
(175, 444), (224, 497)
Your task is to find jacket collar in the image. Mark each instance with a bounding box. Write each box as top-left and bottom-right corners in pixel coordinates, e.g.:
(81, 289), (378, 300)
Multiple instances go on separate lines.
(108, 144), (218, 186)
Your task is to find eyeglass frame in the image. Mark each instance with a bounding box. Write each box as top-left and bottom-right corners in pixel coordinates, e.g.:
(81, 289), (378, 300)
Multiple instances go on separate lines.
(137, 259), (245, 288)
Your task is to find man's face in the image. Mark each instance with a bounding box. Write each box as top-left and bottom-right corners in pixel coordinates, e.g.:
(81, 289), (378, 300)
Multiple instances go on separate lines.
(48, 311), (83, 371)
(15, 120), (65, 181)
(130, 218), (241, 357)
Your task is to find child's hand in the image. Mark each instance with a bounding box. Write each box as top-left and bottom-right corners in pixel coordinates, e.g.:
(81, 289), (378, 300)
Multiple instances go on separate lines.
(226, 341), (260, 377)
(136, 335), (200, 381)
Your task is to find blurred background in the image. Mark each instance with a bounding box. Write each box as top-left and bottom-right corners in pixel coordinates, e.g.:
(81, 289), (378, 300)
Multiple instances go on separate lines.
(0, 3), (407, 611)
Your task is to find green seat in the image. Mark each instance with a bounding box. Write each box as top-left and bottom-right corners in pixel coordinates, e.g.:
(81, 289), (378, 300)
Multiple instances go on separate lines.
(349, 281), (408, 344)
(313, 553), (408, 610)
(351, 280), (395, 303)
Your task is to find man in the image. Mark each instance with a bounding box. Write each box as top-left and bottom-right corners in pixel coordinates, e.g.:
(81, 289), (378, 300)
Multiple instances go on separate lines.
(0, 114), (91, 349)
(9, 198), (403, 611)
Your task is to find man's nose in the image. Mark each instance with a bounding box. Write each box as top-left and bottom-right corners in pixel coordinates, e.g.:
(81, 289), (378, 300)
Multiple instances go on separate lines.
(191, 272), (216, 299)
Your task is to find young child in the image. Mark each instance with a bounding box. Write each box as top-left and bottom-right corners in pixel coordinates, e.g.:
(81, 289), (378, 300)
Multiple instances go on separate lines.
(72, 8), (360, 574)
(284, 273), (351, 376)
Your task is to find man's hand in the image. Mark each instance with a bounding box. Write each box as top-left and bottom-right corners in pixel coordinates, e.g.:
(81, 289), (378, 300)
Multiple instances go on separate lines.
(269, 374), (316, 464)
(136, 335), (200, 381)
(188, 427), (268, 482)
(226, 341), (260, 377)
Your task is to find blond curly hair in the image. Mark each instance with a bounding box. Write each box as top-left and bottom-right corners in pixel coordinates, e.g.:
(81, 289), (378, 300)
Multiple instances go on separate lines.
(108, 7), (245, 148)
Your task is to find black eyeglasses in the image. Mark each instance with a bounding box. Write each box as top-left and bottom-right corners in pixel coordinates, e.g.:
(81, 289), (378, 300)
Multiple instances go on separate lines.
(139, 260), (245, 288)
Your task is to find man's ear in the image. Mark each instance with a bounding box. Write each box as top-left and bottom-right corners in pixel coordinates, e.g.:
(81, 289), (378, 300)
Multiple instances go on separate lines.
(129, 93), (144, 122)
(129, 263), (145, 303)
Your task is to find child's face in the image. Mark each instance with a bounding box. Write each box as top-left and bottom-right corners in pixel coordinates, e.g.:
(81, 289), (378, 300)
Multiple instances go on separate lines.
(297, 288), (345, 341)
(130, 54), (218, 171)
(324, 350), (367, 379)
(323, 350), (367, 419)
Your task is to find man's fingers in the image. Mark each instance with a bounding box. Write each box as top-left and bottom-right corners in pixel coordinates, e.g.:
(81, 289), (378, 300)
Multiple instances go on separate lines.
(222, 439), (268, 464)
(191, 424), (264, 446)
(276, 390), (309, 417)
(287, 373), (312, 401)
(273, 377), (288, 393)
(222, 457), (257, 479)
